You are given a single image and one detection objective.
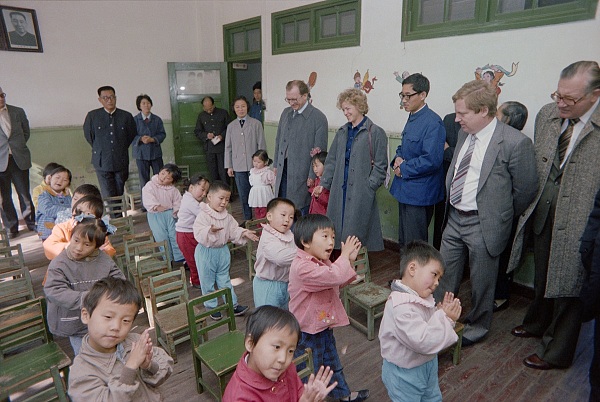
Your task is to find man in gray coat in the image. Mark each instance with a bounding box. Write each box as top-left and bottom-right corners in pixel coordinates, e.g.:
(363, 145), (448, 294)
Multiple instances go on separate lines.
(0, 87), (35, 238)
(434, 80), (537, 346)
(273, 80), (328, 215)
(510, 61), (600, 370)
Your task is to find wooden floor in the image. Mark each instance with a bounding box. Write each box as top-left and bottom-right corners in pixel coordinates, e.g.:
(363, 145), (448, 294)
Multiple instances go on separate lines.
(9, 200), (593, 402)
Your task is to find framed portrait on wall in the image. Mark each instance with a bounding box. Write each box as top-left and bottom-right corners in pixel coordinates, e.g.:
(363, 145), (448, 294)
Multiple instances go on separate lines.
(0, 5), (43, 52)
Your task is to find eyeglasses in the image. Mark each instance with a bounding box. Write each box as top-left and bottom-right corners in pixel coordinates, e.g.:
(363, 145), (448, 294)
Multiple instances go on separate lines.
(0, 93), (6, 99)
(100, 96), (116, 101)
(284, 94), (305, 104)
(399, 92), (419, 100)
(550, 91), (586, 106)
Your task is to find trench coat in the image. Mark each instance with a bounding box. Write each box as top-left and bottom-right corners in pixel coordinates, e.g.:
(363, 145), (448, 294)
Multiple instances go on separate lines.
(320, 117), (388, 251)
(508, 101), (600, 298)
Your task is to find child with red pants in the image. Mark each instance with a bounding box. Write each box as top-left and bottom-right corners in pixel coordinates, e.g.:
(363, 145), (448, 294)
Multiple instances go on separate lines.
(175, 174), (209, 288)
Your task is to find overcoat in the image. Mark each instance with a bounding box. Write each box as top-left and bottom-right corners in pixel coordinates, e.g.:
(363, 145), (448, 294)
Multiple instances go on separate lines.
(508, 102), (600, 298)
(273, 103), (328, 209)
(320, 117), (388, 251)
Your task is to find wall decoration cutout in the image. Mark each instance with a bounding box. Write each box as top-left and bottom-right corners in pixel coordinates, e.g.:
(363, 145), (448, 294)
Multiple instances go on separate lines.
(307, 71), (317, 104)
(353, 70), (377, 93)
(474, 63), (519, 94)
(394, 70), (412, 110)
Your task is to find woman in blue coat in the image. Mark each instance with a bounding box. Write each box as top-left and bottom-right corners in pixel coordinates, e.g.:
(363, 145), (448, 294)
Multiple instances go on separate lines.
(133, 94), (166, 191)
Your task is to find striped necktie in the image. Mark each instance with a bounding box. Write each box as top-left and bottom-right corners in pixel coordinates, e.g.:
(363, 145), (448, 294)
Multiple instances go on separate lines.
(449, 134), (477, 206)
(558, 118), (579, 164)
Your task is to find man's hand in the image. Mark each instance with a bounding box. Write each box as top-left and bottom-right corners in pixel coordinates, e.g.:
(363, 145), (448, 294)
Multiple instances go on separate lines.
(207, 132), (215, 140)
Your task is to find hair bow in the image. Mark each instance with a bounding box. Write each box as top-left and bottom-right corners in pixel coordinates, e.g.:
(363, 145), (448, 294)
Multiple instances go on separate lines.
(73, 212), (96, 223)
(101, 215), (117, 235)
(310, 147), (322, 158)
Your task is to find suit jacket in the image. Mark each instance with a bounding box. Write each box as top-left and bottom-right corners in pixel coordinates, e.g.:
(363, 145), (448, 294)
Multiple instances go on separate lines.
(83, 107), (136, 172)
(224, 117), (266, 172)
(0, 105), (32, 171)
(508, 102), (600, 298)
(446, 119), (537, 257)
(193, 107), (230, 154)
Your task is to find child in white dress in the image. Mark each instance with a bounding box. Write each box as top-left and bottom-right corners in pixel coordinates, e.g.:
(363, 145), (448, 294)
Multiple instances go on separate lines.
(248, 149), (275, 220)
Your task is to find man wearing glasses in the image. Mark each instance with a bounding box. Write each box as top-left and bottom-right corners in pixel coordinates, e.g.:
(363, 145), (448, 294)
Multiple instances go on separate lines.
(509, 61), (600, 371)
(84, 86), (136, 199)
(389, 73), (445, 247)
(0, 87), (35, 238)
(273, 80), (328, 215)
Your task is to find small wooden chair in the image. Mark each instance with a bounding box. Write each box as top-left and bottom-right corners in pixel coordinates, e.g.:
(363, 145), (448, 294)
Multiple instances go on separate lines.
(16, 365), (69, 402)
(293, 347), (314, 381)
(0, 298), (71, 401)
(122, 231), (155, 284)
(124, 171), (144, 211)
(187, 288), (246, 400)
(0, 244), (35, 306)
(245, 218), (267, 279)
(0, 228), (10, 249)
(103, 194), (129, 218)
(342, 247), (391, 341)
(150, 267), (192, 363)
(176, 165), (190, 194)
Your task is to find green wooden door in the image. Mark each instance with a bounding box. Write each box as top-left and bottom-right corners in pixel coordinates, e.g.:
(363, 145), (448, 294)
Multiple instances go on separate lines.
(168, 62), (229, 177)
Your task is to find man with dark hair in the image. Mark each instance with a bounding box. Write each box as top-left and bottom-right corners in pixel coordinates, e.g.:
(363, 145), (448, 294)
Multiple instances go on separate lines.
(83, 86), (137, 198)
(273, 80), (328, 215)
(0, 86), (35, 238)
(194, 96), (230, 183)
(434, 79), (537, 346)
(249, 81), (265, 124)
(390, 73), (445, 247)
(510, 61), (600, 370)
(8, 11), (37, 47)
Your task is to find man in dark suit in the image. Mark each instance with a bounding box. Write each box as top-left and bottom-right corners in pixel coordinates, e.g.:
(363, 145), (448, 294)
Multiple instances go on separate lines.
(509, 61), (600, 370)
(434, 80), (537, 345)
(194, 96), (230, 183)
(0, 86), (36, 238)
(84, 86), (137, 199)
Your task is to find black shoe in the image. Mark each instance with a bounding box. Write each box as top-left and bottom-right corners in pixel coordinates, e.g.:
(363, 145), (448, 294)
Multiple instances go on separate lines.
(210, 312), (222, 321)
(27, 225), (36, 231)
(8, 231), (19, 239)
(340, 389), (370, 402)
(233, 305), (249, 316)
(461, 337), (476, 347)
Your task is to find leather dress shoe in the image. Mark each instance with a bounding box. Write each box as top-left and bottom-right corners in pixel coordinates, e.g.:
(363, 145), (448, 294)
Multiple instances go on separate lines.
(8, 231), (19, 239)
(523, 353), (555, 370)
(511, 325), (540, 338)
(462, 337), (476, 347)
(340, 389), (370, 402)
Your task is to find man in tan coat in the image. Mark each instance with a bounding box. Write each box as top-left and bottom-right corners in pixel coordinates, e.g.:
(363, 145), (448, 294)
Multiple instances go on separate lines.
(509, 61), (600, 370)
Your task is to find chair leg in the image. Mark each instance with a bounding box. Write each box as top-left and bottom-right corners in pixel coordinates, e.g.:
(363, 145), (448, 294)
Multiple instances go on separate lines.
(145, 297), (154, 327)
(193, 356), (204, 394)
(367, 308), (375, 341)
(167, 333), (177, 364)
(453, 328), (463, 365)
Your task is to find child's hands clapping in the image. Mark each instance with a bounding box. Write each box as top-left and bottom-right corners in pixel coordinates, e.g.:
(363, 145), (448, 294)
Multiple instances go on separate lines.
(126, 328), (153, 371)
(438, 292), (462, 322)
(340, 236), (361, 263)
(242, 229), (259, 242)
(299, 366), (338, 402)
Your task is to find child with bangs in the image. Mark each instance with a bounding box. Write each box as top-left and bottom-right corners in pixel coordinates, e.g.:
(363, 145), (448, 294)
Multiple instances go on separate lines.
(32, 162), (62, 208)
(224, 305), (337, 402)
(44, 217), (125, 355)
(288, 214), (370, 402)
(55, 183), (102, 225)
(36, 165), (72, 240)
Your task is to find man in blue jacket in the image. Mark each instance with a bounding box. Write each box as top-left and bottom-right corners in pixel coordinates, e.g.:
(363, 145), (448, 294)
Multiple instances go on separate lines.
(389, 73), (445, 247)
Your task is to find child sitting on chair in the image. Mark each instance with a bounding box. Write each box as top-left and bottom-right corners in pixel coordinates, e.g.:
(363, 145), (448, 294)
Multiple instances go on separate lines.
(288, 214), (370, 402)
(55, 183), (102, 225)
(223, 305), (337, 402)
(193, 180), (258, 320)
(44, 218), (124, 355)
(32, 162), (61, 208)
(379, 240), (461, 402)
(68, 277), (173, 401)
(36, 165), (72, 240)
(253, 197), (297, 309)
(142, 163), (185, 264)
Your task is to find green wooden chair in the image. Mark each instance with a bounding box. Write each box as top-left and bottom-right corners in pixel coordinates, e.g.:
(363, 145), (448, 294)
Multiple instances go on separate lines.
(0, 298), (71, 401)
(17, 365), (69, 402)
(187, 288), (246, 400)
(245, 217), (267, 280)
(150, 267), (192, 364)
(293, 347), (314, 381)
(134, 240), (172, 326)
(108, 215), (135, 274)
(0, 244), (35, 306)
(0, 228), (10, 250)
(103, 194), (129, 218)
(342, 246), (391, 341)
(122, 230), (155, 284)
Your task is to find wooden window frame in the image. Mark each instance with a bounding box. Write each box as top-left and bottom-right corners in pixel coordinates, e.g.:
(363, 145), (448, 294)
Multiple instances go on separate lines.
(224, 17), (261, 62)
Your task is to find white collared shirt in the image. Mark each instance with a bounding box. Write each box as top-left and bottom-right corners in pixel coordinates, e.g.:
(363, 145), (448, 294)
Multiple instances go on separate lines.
(296, 101), (309, 115)
(451, 118), (497, 211)
(560, 98), (599, 168)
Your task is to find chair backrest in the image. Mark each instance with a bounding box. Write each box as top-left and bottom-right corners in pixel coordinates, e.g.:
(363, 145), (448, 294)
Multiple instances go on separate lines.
(19, 365), (68, 402)
(0, 228), (10, 249)
(0, 244), (35, 306)
(179, 165), (190, 181)
(245, 218), (267, 235)
(103, 194), (129, 217)
(187, 288), (237, 348)
(293, 347), (314, 381)
(149, 267), (188, 315)
(134, 240), (172, 281)
(0, 297), (51, 360)
(123, 231), (155, 273)
(108, 215), (135, 245)
(353, 246), (371, 282)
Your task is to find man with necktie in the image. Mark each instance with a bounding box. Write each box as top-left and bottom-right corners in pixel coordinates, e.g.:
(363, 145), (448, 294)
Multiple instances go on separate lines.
(434, 80), (537, 346)
(0, 86), (35, 238)
(510, 61), (600, 370)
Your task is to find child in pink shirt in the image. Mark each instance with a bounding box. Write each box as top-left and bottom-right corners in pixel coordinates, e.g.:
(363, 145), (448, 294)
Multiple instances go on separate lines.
(379, 241), (461, 402)
(193, 180), (258, 319)
(288, 214), (369, 402)
(223, 305), (336, 402)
